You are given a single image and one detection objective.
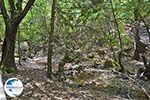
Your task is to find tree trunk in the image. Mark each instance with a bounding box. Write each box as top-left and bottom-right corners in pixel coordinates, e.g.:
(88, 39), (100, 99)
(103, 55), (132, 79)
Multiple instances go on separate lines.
(132, 35), (140, 60)
(110, 0), (124, 72)
(132, 6), (141, 60)
(1, 24), (17, 73)
(17, 27), (21, 65)
(47, 0), (56, 78)
(0, 0), (35, 73)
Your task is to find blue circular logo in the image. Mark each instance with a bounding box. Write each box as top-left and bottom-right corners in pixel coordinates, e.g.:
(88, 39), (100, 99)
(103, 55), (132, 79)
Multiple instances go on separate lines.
(4, 78), (23, 97)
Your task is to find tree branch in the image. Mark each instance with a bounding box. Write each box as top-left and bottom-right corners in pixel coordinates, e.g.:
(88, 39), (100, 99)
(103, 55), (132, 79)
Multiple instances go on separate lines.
(0, 0), (9, 24)
(16, 0), (23, 11)
(8, 0), (16, 17)
(14, 0), (35, 25)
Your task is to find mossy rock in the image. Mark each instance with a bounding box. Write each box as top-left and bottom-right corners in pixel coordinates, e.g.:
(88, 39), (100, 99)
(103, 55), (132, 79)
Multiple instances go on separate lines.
(68, 72), (94, 86)
(103, 60), (120, 70)
(0, 65), (17, 74)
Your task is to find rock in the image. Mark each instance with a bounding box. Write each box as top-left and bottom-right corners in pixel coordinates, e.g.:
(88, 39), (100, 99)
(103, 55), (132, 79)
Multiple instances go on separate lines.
(103, 59), (120, 70)
(87, 53), (95, 58)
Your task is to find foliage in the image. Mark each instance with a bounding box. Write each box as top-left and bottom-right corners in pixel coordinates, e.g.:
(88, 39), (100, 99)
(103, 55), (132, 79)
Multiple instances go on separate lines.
(0, 0), (150, 99)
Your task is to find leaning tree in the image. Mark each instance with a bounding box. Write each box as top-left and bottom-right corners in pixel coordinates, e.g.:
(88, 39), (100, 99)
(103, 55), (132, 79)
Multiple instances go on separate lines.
(0, 0), (35, 73)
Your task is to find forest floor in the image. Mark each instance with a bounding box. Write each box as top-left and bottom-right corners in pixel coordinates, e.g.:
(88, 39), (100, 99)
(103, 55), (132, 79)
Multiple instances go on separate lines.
(2, 54), (150, 100)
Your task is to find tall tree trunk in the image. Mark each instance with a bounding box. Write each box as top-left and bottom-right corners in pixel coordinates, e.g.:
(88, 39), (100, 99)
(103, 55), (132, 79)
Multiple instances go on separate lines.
(1, 24), (17, 73)
(47, 0), (56, 78)
(18, 26), (21, 65)
(132, 31), (141, 60)
(132, 6), (141, 60)
(110, 0), (124, 72)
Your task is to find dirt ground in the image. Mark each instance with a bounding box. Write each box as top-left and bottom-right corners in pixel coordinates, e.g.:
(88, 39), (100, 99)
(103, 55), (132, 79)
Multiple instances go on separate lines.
(2, 57), (150, 100)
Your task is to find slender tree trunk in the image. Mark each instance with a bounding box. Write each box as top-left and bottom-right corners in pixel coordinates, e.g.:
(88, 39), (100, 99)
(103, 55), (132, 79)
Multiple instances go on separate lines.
(132, 6), (141, 60)
(47, 0), (56, 78)
(110, 0), (124, 72)
(18, 26), (21, 65)
(132, 31), (141, 60)
(17, 0), (22, 65)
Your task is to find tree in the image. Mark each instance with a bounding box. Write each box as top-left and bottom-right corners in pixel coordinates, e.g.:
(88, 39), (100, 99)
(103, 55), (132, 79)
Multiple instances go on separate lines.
(109, 0), (124, 72)
(0, 0), (35, 73)
(47, 0), (56, 78)
(132, 0), (147, 60)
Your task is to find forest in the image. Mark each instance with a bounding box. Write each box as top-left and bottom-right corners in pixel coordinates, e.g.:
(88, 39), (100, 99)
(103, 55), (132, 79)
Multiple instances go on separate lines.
(0, 0), (150, 100)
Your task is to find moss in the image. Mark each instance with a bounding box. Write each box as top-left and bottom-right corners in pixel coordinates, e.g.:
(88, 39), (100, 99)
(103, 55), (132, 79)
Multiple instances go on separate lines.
(103, 59), (120, 71)
(0, 65), (17, 74)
